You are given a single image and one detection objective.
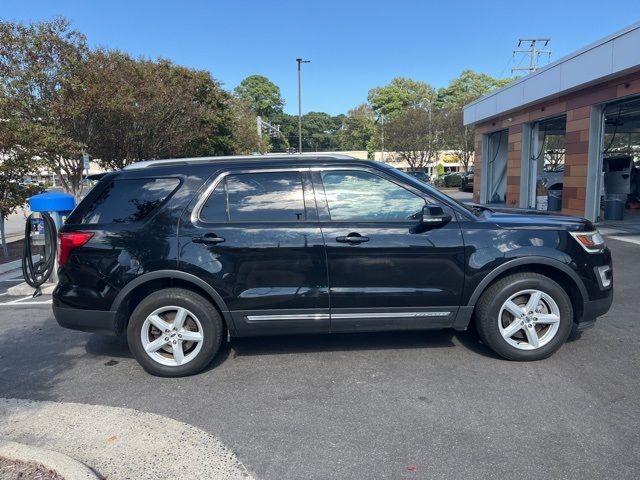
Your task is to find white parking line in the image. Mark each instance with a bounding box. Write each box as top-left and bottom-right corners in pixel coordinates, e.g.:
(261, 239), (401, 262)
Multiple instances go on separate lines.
(0, 300), (52, 306)
(607, 235), (640, 246)
(0, 272), (23, 282)
(0, 295), (52, 306)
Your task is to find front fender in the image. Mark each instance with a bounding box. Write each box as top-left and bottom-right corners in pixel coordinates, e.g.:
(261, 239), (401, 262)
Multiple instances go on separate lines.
(465, 256), (587, 306)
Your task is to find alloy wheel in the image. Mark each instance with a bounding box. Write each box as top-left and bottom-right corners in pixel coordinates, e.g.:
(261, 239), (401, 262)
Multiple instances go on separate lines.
(140, 306), (204, 367)
(498, 289), (561, 350)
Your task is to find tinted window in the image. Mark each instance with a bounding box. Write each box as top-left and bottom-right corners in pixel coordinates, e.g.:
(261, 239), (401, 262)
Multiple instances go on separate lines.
(321, 170), (424, 221)
(78, 178), (179, 224)
(200, 172), (306, 222)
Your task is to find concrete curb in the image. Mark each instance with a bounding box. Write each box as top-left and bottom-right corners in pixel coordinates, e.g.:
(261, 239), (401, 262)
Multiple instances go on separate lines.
(0, 258), (22, 275)
(7, 281), (56, 296)
(0, 254), (40, 275)
(0, 398), (254, 480)
(0, 440), (99, 480)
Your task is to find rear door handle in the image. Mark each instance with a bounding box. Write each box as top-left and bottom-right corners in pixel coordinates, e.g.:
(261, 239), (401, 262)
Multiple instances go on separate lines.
(336, 233), (369, 244)
(192, 234), (225, 245)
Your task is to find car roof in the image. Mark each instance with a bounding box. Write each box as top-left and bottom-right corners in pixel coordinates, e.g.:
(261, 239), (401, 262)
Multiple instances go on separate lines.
(123, 153), (369, 171)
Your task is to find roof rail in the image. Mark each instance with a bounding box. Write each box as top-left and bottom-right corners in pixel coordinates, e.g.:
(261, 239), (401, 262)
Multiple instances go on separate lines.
(123, 153), (358, 170)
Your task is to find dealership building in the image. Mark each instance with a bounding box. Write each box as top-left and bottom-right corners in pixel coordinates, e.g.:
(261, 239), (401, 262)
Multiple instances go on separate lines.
(464, 22), (640, 222)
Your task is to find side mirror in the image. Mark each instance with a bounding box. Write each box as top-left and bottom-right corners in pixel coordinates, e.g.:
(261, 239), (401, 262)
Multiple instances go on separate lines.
(421, 205), (452, 227)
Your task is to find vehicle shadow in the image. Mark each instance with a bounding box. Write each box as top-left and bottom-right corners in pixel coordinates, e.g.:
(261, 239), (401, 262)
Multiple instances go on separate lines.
(452, 329), (501, 359)
(84, 334), (132, 359)
(228, 328), (495, 359)
(82, 328), (496, 375)
(85, 332), (233, 372)
(0, 314), (87, 399)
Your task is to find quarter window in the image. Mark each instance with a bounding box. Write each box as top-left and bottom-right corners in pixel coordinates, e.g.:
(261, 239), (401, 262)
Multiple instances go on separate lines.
(321, 170), (425, 221)
(74, 178), (179, 225)
(200, 172), (306, 222)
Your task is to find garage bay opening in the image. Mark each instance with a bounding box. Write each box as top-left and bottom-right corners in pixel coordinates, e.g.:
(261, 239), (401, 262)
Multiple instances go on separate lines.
(526, 116), (567, 211)
(599, 97), (640, 223)
(481, 129), (508, 205)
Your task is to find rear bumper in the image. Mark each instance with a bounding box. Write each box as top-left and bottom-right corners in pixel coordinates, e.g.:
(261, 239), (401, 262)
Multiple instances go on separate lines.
(52, 305), (119, 336)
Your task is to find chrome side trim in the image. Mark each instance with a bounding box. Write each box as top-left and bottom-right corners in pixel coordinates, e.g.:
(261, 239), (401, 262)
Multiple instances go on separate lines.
(332, 311), (450, 319)
(246, 313), (330, 322)
(245, 311), (451, 322)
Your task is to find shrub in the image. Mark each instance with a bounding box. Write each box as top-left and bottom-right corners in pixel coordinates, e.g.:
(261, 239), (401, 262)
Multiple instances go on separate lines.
(444, 174), (462, 188)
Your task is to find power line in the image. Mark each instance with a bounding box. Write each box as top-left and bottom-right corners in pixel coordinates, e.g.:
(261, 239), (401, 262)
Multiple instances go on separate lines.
(512, 38), (552, 74)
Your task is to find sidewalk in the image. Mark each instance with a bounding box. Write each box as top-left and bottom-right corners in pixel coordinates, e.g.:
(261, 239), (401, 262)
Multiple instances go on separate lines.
(0, 398), (253, 480)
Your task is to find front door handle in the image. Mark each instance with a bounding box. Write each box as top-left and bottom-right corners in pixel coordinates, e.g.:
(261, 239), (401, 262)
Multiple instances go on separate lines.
(336, 233), (369, 244)
(192, 234), (225, 245)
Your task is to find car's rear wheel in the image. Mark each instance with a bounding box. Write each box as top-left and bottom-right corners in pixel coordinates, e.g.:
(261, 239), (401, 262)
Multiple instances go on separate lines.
(127, 288), (223, 377)
(475, 273), (573, 361)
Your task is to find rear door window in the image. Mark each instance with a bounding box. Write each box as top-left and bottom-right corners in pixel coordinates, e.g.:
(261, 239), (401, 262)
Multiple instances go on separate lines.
(73, 178), (179, 225)
(200, 172), (306, 222)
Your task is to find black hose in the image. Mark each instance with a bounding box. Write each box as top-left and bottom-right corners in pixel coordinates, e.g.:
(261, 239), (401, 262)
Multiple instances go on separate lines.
(22, 212), (57, 293)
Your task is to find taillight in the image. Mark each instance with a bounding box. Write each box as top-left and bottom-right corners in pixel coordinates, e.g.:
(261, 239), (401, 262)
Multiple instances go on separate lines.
(58, 231), (94, 267)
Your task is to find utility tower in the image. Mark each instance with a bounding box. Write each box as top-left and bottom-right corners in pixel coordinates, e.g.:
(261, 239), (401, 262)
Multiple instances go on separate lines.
(512, 38), (551, 74)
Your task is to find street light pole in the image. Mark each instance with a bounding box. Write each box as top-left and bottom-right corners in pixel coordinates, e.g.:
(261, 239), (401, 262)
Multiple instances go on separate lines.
(380, 113), (385, 163)
(296, 58), (310, 153)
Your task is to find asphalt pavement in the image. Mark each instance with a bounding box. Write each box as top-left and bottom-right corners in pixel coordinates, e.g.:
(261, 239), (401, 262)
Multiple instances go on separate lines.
(0, 238), (638, 480)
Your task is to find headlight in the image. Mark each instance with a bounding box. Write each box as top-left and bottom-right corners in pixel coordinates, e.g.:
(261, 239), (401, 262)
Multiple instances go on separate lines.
(570, 231), (605, 253)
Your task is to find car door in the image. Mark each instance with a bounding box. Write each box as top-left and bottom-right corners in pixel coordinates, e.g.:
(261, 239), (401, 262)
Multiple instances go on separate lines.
(179, 168), (330, 335)
(312, 167), (466, 332)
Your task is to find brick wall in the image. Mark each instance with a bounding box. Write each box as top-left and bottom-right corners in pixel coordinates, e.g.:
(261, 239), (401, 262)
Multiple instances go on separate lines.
(473, 69), (640, 216)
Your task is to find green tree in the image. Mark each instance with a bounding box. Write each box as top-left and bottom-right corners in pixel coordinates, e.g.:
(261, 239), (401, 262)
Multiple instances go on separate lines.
(367, 77), (436, 118)
(269, 112), (296, 152)
(384, 107), (442, 170)
(337, 104), (377, 156)
(0, 120), (43, 256)
(437, 70), (513, 106)
(229, 98), (268, 154)
(273, 112), (342, 152)
(60, 49), (236, 170)
(437, 70), (513, 171)
(300, 112), (342, 151)
(234, 75), (284, 119)
(0, 17), (88, 198)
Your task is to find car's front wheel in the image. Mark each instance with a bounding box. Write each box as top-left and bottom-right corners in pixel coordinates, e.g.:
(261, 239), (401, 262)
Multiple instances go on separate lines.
(475, 273), (573, 361)
(127, 288), (223, 377)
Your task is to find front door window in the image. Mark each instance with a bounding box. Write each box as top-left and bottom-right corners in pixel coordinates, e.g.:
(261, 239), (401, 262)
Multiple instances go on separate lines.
(320, 170), (425, 221)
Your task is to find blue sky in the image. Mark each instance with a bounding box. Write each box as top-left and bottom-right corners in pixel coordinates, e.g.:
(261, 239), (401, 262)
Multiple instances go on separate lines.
(3, 1), (639, 115)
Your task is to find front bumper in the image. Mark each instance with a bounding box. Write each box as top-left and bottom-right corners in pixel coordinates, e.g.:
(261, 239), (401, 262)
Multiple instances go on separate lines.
(53, 305), (119, 336)
(577, 287), (614, 330)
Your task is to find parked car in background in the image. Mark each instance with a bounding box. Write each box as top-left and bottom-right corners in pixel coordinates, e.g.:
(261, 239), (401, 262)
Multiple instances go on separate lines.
(459, 166), (475, 192)
(53, 154), (613, 377)
(539, 166), (564, 191)
(406, 171), (431, 183)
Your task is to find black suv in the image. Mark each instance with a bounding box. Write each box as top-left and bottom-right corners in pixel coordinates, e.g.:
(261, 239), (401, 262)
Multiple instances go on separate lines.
(53, 155), (613, 376)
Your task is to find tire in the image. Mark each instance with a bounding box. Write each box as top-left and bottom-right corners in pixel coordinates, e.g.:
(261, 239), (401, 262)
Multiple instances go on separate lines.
(127, 288), (223, 377)
(475, 272), (573, 361)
